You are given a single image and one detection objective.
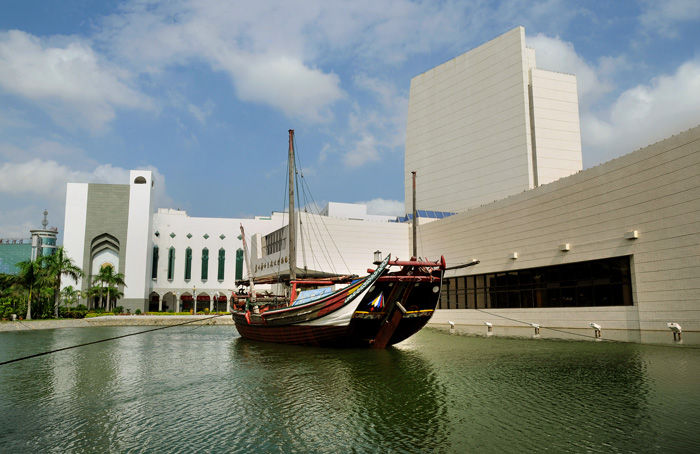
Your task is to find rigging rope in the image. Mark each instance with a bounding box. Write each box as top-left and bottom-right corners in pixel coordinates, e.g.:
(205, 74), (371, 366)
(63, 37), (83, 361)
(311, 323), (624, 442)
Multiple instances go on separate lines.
(0, 314), (229, 366)
(292, 135), (351, 276)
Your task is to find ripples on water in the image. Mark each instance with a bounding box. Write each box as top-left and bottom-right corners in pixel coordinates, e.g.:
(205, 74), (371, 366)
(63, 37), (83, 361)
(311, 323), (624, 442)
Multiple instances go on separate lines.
(1, 327), (699, 453)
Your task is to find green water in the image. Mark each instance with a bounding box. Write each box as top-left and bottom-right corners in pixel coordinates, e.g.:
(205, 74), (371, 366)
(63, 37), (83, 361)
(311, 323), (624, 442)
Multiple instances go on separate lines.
(1, 326), (699, 453)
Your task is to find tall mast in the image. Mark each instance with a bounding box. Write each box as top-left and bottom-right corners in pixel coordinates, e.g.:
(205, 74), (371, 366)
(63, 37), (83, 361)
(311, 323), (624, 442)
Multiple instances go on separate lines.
(288, 129), (296, 281)
(412, 171), (417, 258)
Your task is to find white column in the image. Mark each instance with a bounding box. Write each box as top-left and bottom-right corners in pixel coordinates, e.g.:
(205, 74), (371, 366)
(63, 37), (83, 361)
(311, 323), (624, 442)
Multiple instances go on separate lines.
(157, 294), (162, 312)
(211, 292), (216, 312)
(175, 293), (181, 312)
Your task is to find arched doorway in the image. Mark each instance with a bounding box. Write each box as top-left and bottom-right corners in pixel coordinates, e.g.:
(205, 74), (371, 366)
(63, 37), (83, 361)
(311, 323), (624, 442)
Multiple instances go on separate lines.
(148, 292), (160, 312)
(180, 292), (193, 312)
(162, 292), (176, 312)
(196, 292), (210, 314)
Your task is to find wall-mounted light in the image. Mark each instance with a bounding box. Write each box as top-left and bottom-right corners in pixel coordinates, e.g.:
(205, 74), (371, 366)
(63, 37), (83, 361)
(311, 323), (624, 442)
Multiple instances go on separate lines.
(667, 322), (682, 341)
(510, 252), (519, 260)
(373, 250), (382, 263)
(484, 321), (493, 335)
(625, 230), (639, 240)
(560, 243), (571, 252)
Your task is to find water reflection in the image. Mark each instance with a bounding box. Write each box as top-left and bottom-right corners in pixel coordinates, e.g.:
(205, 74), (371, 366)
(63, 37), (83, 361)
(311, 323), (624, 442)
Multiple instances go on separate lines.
(230, 339), (449, 453)
(1, 327), (699, 453)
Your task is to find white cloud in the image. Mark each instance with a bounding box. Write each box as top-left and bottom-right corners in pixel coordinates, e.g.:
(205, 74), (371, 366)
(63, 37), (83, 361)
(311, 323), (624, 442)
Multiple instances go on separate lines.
(360, 198), (405, 216)
(0, 30), (153, 131)
(639, 0), (700, 37)
(527, 33), (613, 107)
(0, 158), (174, 239)
(341, 75), (408, 167)
(583, 58), (700, 163)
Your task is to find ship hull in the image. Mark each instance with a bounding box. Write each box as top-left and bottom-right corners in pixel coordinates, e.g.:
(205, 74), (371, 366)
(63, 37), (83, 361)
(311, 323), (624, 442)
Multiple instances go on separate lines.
(232, 272), (442, 348)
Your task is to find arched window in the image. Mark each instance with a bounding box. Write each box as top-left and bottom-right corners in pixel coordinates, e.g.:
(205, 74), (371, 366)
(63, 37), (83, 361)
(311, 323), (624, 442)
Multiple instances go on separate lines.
(134, 176), (147, 184)
(217, 248), (225, 281)
(151, 245), (159, 279)
(167, 247), (175, 280)
(201, 248), (209, 280)
(184, 247), (192, 280)
(235, 248), (244, 281)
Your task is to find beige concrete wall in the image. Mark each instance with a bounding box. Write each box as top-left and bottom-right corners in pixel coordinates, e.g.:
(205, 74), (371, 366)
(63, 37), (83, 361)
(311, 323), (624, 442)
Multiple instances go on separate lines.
(422, 125), (700, 333)
(530, 68), (583, 185)
(404, 26), (534, 213)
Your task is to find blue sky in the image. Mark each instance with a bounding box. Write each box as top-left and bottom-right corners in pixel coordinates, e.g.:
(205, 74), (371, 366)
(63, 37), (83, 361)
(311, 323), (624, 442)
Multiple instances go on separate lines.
(1, 0), (699, 239)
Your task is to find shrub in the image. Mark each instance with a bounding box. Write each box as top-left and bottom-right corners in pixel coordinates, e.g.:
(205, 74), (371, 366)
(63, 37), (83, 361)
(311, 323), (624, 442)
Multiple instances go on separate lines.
(113, 306), (124, 315)
(58, 307), (88, 319)
(135, 309), (142, 315)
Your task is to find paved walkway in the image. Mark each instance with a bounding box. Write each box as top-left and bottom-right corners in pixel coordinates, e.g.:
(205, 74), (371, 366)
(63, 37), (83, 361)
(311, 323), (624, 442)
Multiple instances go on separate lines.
(0, 314), (235, 332)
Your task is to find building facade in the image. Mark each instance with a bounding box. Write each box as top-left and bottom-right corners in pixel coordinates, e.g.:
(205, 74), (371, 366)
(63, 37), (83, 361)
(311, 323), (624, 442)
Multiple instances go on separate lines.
(405, 26), (582, 214)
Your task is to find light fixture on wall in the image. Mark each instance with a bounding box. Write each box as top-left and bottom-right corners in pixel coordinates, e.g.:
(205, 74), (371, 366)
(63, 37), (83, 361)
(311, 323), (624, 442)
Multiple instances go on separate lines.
(667, 322), (682, 341)
(510, 252), (518, 260)
(484, 321), (493, 335)
(625, 230), (639, 240)
(373, 250), (382, 264)
(560, 243), (571, 252)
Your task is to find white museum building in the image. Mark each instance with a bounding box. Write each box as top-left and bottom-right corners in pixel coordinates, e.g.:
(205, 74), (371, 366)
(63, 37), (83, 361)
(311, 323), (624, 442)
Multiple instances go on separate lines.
(61, 27), (699, 341)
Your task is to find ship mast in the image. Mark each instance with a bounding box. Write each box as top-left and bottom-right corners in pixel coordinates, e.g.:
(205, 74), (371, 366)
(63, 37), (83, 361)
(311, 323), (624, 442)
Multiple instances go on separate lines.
(412, 171), (417, 258)
(288, 129), (296, 282)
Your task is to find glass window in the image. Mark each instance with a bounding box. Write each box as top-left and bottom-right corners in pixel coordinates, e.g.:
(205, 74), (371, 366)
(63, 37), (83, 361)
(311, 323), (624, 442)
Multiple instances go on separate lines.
(151, 245), (158, 279)
(167, 247), (175, 280)
(437, 256), (633, 310)
(184, 247), (192, 280)
(218, 248), (225, 281)
(201, 248), (209, 280)
(235, 249), (244, 281)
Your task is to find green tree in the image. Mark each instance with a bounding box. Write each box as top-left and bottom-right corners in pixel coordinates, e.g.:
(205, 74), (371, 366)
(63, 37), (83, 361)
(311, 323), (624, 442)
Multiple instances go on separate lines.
(60, 285), (81, 308)
(95, 265), (126, 311)
(15, 260), (42, 320)
(40, 247), (84, 318)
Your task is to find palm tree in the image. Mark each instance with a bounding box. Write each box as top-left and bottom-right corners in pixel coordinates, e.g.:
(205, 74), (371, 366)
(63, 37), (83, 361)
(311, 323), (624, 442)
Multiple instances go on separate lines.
(15, 260), (41, 320)
(40, 247), (84, 318)
(96, 265), (126, 311)
(60, 285), (81, 308)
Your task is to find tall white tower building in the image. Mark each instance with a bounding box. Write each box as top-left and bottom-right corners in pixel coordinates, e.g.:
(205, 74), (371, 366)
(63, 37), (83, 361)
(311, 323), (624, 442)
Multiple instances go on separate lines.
(405, 26), (582, 214)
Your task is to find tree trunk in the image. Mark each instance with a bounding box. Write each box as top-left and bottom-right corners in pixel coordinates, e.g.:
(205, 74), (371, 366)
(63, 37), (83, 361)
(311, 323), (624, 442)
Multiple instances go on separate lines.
(54, 274), (61, 318)
(26, 286), (32, 320)
(107, 288), (111, 312)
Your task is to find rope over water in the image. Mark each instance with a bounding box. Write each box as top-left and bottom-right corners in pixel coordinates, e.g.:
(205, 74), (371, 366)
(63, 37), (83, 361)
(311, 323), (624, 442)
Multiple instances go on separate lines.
(0, 314), (229, 366)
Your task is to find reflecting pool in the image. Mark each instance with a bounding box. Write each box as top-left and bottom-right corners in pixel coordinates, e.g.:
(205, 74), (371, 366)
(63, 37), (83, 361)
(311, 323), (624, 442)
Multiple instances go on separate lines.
(1, 326), (699, 452)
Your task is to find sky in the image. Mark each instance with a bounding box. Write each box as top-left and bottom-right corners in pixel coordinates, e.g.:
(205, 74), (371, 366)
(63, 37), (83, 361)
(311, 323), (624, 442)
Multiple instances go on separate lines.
(1, 0), (699, 240)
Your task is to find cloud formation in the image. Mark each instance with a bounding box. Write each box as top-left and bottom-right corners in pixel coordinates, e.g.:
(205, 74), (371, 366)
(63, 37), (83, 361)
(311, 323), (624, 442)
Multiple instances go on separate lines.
(0, 30), (152, 131)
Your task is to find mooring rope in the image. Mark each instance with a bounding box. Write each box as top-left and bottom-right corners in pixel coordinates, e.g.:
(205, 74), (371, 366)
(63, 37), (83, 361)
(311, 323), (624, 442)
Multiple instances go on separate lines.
(0, 314), (229, 366)
(473, 308), (700, 349)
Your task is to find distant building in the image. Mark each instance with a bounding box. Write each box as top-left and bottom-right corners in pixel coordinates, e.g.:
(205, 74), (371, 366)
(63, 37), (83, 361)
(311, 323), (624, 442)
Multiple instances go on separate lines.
(0, 210), (58, 274)
(0, 239), (31, 274)
(30, 210), (58, 261)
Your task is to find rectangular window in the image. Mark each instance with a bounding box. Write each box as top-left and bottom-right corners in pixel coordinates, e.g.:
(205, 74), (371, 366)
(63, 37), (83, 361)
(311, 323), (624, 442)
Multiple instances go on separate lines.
(235, 249), (244, 281)
(218, 249), (225, 281)
(201, 249), (209, 280)
(184, 248), (192, 280)
(442, 256), (633, 310)
(167, 248), (175, 281)
(151, 246), (158, 279)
